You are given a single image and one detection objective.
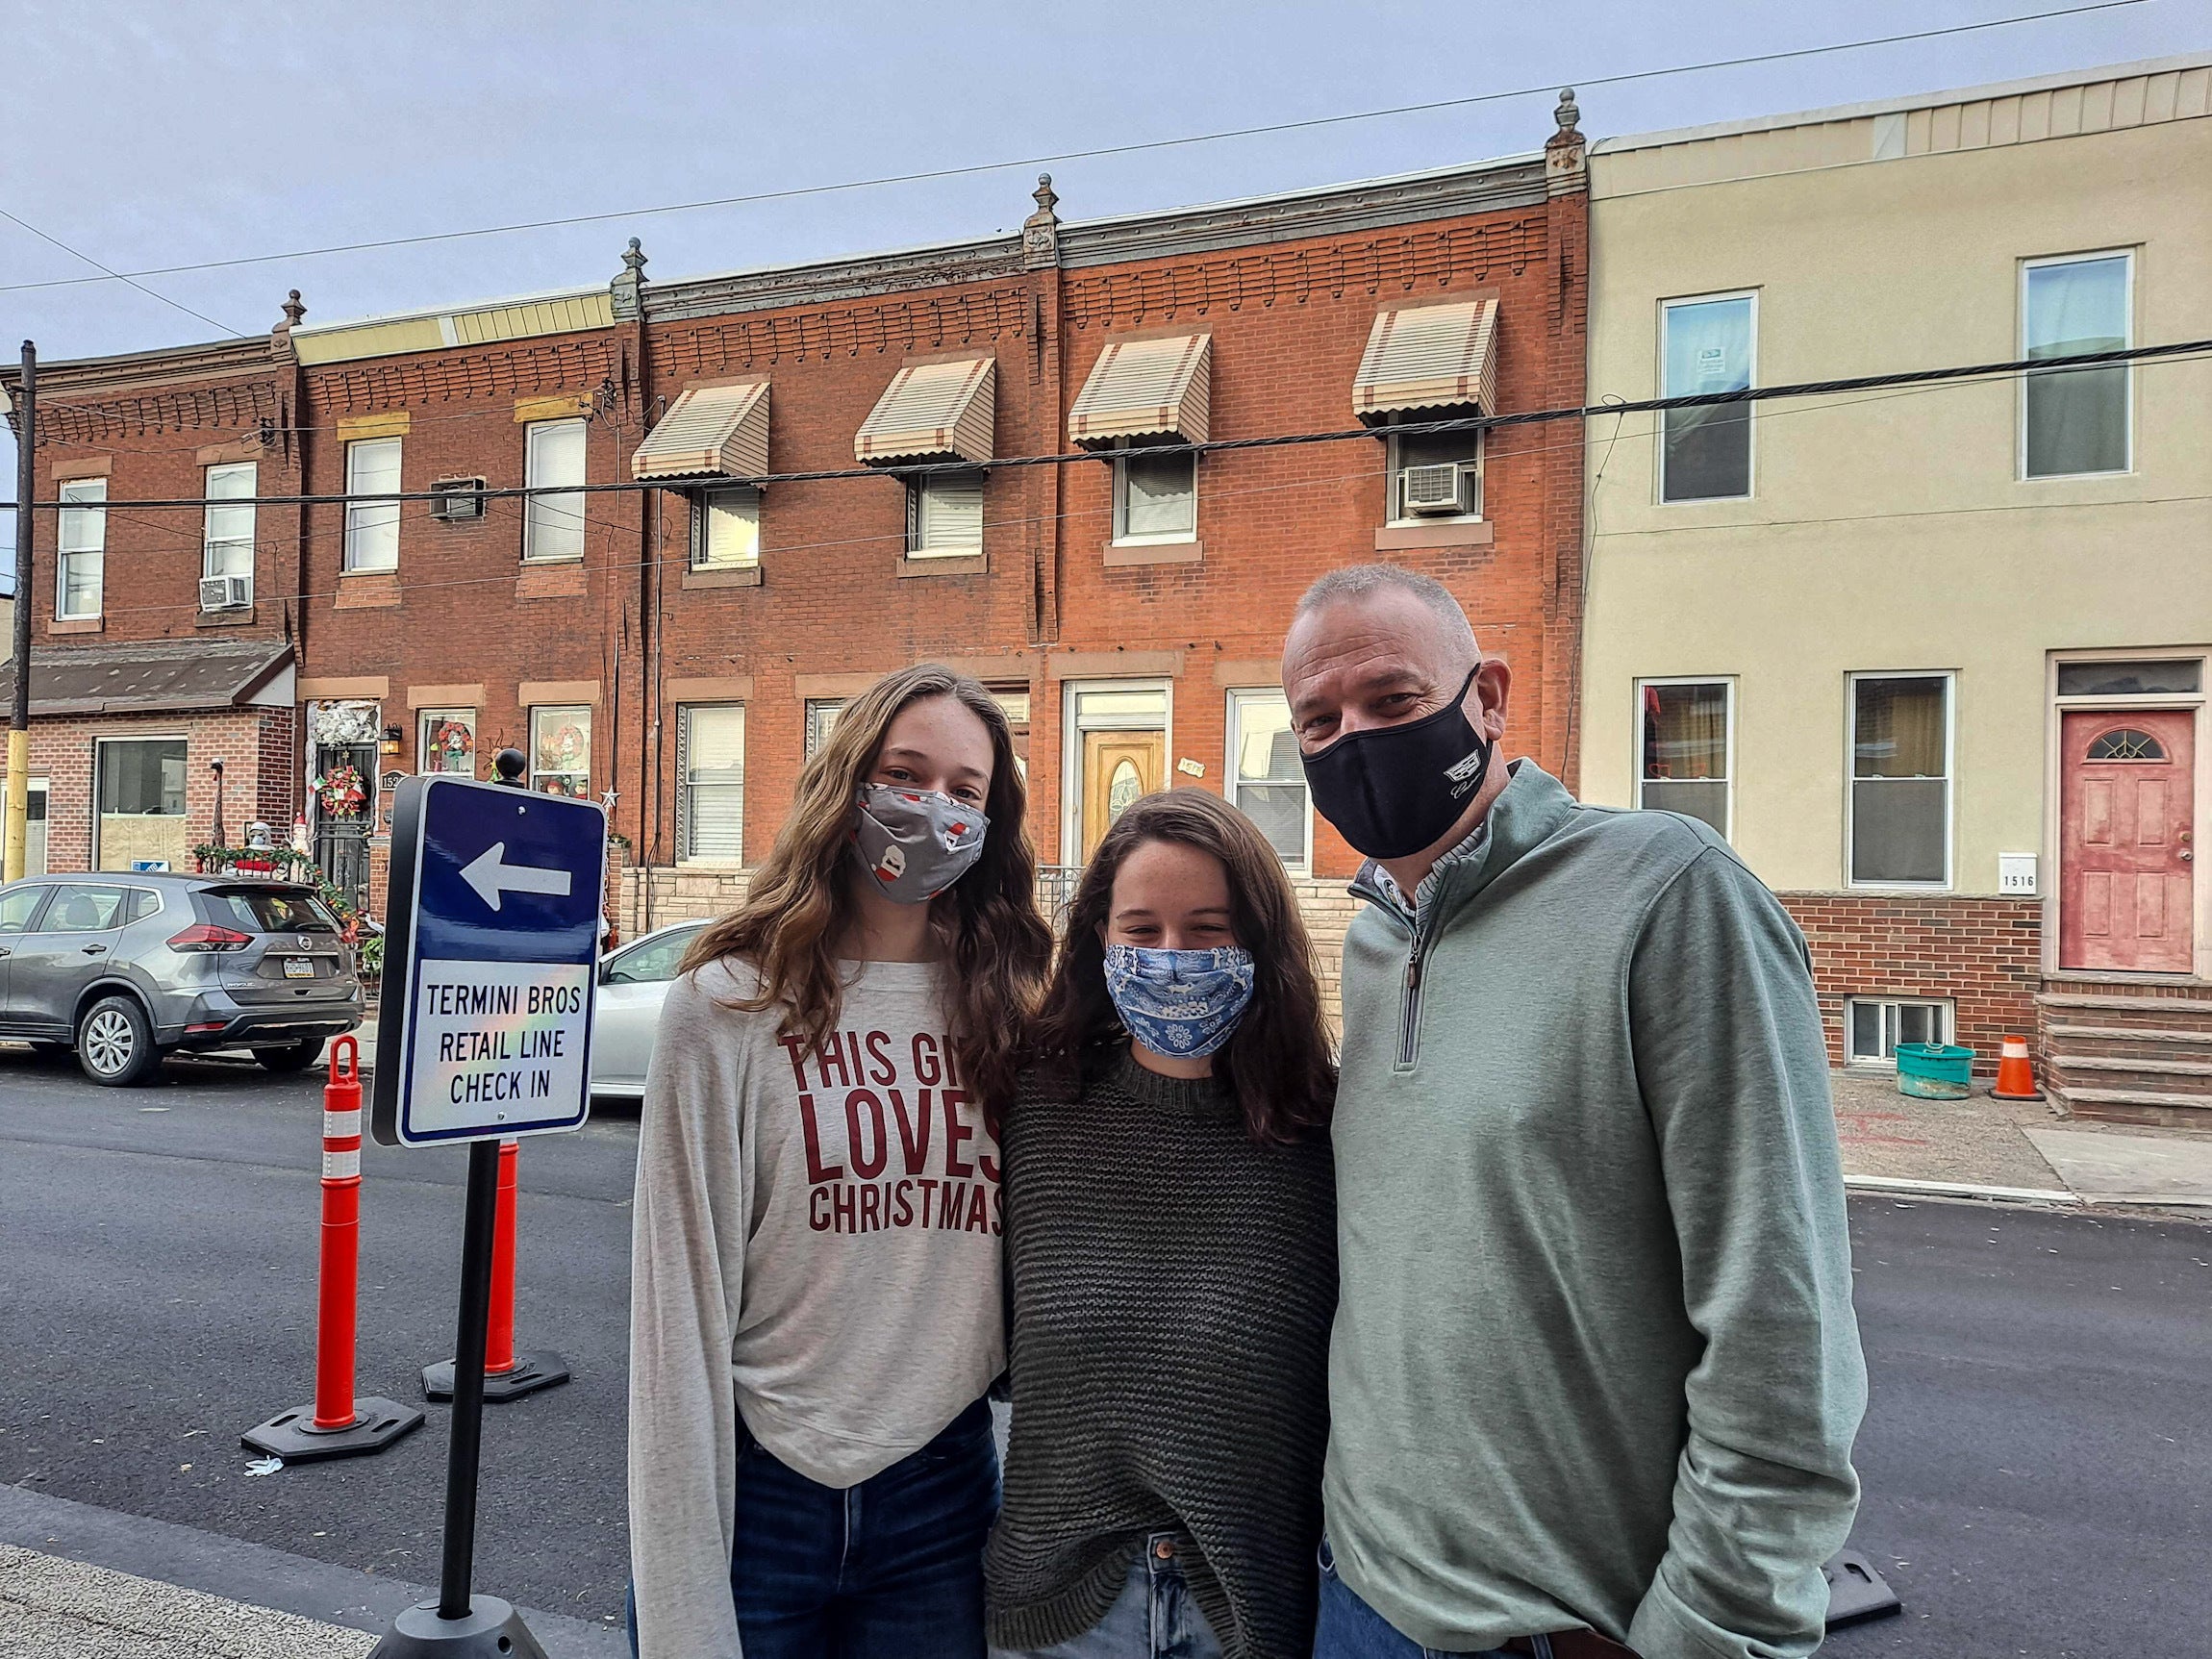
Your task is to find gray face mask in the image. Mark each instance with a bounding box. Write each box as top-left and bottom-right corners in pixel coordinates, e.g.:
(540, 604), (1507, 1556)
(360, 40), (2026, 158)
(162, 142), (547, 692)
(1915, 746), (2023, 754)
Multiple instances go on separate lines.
(851, 783), (990, 904)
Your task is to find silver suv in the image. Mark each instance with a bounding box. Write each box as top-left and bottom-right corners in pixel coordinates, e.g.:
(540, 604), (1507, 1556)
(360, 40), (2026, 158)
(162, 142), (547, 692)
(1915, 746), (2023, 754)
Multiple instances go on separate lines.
(0, 873), (365, 1086)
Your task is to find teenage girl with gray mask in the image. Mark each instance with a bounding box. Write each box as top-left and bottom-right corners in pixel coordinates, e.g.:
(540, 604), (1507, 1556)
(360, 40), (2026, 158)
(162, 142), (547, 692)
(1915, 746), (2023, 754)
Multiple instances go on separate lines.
(628, 665), (1053, 1659)
(987, 789), (1338, 1659)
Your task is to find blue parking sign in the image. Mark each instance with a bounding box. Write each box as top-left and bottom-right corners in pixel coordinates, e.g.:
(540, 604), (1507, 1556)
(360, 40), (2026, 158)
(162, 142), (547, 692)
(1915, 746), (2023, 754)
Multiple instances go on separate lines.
(371, 776), (606, 1146)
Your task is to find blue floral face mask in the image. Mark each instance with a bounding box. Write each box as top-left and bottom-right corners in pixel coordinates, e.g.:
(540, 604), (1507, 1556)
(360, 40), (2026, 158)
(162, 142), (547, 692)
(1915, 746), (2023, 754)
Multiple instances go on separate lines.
(1101, 944), (1257, 1060)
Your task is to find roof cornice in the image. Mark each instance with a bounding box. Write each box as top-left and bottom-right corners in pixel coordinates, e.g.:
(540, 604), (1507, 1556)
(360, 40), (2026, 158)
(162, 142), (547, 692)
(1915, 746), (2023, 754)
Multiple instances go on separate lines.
(1, 335), (274, 402)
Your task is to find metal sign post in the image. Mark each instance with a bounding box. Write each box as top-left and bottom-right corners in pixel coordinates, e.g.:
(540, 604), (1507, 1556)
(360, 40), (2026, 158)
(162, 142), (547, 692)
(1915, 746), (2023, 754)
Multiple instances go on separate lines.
(367, 755), (603, 1659)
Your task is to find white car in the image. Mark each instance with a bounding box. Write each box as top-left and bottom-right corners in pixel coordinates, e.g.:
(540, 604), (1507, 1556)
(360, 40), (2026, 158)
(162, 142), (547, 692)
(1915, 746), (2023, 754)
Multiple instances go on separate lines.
(589, 920), (706, 1098)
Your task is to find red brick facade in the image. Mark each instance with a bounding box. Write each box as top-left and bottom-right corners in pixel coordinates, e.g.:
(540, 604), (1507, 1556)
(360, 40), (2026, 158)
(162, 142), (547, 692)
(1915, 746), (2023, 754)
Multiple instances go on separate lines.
(1780, 892), (2043, 1074)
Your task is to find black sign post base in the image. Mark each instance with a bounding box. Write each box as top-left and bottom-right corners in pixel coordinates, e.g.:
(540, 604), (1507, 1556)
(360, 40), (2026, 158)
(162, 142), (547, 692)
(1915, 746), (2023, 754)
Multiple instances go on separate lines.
(240, 1396), (423, 1463)
(420, 1349), (570, 1403)
(368, 1140), (543, 1657)
(1824, 1548), (1903, 1628)
(367, 1595), (549, 1658)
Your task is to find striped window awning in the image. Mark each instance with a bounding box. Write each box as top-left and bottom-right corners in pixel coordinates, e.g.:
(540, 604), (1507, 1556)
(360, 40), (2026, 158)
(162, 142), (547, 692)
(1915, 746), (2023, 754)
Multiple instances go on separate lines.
(631, 378), (770, 481)
(855, 356), (996, 465)
(1351, 298), (1498, 423)
(1068, 334), (1212, 448)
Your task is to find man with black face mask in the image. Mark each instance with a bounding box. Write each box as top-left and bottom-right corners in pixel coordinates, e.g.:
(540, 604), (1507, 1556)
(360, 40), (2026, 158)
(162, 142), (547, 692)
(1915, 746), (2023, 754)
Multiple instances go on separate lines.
(1283, 566), (1865, 1659)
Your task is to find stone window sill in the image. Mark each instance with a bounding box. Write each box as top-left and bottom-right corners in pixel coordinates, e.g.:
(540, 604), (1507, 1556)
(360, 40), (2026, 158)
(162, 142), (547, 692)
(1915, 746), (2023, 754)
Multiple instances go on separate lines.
(196, 607), (258, 628)
(898, 552), (987, 578)
(48, 616), (102, 634)
(1102, 539), (1203, 567)
(683, 565), (764, 590)
(1374, 520), (1494, 551)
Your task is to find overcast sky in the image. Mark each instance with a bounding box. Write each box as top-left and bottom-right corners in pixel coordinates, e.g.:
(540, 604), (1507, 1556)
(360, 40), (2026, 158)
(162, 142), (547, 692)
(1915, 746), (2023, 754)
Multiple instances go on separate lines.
(2, 0), (2201, 578)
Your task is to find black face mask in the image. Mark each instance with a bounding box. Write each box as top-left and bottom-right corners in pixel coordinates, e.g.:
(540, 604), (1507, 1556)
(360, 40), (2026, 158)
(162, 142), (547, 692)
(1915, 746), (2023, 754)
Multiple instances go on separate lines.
(1300, 667), (1492, 861)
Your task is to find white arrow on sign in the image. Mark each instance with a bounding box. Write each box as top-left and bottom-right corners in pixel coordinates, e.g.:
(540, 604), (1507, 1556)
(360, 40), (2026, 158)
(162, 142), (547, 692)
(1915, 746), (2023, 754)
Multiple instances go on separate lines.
(459, 842), (573, 912)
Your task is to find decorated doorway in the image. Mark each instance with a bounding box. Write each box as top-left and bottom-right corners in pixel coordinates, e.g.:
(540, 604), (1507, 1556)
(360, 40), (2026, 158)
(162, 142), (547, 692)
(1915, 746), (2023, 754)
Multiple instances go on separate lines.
(2059, 708), (2196, 973)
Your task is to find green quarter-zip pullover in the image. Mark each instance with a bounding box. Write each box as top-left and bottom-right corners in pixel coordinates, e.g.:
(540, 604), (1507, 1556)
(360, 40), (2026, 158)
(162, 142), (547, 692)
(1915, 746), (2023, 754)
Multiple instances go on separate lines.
(1325, 762), (1865, 1659)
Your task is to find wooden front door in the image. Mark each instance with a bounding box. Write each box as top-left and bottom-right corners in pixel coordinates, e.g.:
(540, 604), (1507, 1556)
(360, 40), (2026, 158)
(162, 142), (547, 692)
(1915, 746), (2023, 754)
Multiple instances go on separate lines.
(2060, 709), (2197, 972)
(1080, 730), (1164, 860)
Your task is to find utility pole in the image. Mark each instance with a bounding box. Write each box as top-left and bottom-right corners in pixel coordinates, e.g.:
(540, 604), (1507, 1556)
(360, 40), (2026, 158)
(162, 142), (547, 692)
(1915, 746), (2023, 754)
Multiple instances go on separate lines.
(5, 341), (34, 885)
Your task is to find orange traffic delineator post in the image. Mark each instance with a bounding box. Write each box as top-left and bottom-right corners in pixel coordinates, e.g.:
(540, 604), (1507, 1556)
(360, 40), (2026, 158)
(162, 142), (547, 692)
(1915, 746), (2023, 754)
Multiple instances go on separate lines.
(1992, 1034), (2044, 1101)
(422, 1138), (570, 1403)
(243, 1038), (425, 1461)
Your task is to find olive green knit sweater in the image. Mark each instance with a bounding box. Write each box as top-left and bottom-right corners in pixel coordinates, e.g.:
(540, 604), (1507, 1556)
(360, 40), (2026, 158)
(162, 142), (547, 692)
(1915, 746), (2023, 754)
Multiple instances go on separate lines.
(985, 1046), (1337, 1659)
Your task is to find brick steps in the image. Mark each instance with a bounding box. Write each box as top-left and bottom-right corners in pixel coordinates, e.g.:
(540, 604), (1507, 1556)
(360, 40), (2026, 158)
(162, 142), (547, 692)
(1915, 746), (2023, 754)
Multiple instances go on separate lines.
(2038, 981), (2212, 1128)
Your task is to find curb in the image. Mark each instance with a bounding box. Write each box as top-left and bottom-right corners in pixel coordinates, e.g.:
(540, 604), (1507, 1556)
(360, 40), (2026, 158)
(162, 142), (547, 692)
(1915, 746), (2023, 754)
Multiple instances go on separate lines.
(1846, 1173), (2078, 1205)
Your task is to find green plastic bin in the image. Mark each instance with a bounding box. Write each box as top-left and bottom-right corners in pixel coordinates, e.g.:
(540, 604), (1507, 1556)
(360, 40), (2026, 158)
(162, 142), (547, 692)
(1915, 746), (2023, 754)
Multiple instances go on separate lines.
(1896, 1042), (1974, 1100)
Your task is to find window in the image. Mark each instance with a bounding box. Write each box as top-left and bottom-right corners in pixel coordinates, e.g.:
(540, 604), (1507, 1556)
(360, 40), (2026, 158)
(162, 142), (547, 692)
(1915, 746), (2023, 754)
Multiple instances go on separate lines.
(203, 888), (341, 934)
(529, 706), (592, 799)
(1849, 674), (1951, 887)
(677, 704), (745, 863)
(2056, 658), (2201, 697)
(1227, 689), (1310, 867)
(56, 478), (106, 619)
(2023, 251), (2131, 479)
(1386, 417), (1482, 522)
(202, 463), (256, 594)
(989, 686), (1032, 778)
(1637, 679), (1732, 840)
(2085, 728), (2167, 763)
(523, 418), (588, 562)
(1660, 292), (1754, 503)
(1847, 997), (1953, 1065)
(42, 884), (132, 932)
(0, 886), (43, 933)
(93, 737), (188, 871)
(418, 709), (477, 776)
(691, 486), (760, 570)
(343, 439), (401, 572)
(804, 699), (844, 759)
(1112, 439), (1196, 543)
(908, 472), (985, 558)
(606, 924), (705, 985)
(0, 777), (49, 876)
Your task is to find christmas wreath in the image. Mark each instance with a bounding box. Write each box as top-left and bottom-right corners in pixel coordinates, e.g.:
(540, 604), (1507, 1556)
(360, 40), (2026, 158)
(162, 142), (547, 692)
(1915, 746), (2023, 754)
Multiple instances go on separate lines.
(314, 764), (367, 817)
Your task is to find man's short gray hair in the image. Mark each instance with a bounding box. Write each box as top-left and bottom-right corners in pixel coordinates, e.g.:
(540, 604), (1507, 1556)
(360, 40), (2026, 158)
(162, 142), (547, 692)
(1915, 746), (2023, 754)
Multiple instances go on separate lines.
(1295, 564), (1478, 657)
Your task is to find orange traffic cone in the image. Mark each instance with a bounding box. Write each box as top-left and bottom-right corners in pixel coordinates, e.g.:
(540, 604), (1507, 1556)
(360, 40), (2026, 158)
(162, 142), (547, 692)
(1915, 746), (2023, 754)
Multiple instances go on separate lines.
(1992, 1035), (2042, 1101)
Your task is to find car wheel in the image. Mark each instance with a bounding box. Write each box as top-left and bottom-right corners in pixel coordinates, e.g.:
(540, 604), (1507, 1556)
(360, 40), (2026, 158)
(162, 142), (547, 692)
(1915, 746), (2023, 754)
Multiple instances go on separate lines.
(77, 994), (161, 1087)
(254, 1038), (327, 1073)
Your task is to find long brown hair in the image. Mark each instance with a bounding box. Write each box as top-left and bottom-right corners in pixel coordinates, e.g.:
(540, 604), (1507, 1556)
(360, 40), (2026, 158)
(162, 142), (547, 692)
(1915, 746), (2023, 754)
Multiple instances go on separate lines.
(682, 665), (1053, 1124)
(1030, 789), (1335, 1144)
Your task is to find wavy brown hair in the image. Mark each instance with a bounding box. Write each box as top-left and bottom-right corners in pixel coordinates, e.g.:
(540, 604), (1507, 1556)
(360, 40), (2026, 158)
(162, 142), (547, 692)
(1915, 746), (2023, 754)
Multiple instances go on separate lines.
(681, 665), (1053, 1124)
(1030, 789), (1335, 1144)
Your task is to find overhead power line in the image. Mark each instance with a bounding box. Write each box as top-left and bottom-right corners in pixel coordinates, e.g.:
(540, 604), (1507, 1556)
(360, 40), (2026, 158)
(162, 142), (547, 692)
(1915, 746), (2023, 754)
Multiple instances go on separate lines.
(7, 335), (2203, 515)
(0, 1), (2145, 297)
(0, 205), (242, 335)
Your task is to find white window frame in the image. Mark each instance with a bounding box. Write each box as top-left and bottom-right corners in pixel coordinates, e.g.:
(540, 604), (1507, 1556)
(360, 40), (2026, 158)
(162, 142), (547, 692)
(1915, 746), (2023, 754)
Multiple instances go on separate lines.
(691, 485), (761, 570)
(907, 470), (987, 559)
(201, 462), (257, 595)
(55, 477), (107, 620)
(1384, 416), (1484, 526)
(92, 734), (188, 871)
(416, 707), (478, 777)
(1846, 670), (1955, 892)
(527, 704), (592, 799)
(675, 702), (746, 866)
(1110, 438), (1198, 546)
(522, 417), (589, 563)
(1225, 688), (1312, 870)
(2019, 248), (2134, 482)
(1657, 289), (1757, 506)
(1845, 996), (1954, 1066)
(1060, 678), (1172, 866)
(1634, 675), (1735, 843)
(343, 438), (402, 573)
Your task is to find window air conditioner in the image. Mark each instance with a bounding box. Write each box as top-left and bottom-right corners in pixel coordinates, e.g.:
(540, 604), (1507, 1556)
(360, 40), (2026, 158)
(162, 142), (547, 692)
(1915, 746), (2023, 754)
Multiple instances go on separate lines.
(429, 477), (488, 520)
(198, 574), (252, 612)
(1402, 463), (1470, 515)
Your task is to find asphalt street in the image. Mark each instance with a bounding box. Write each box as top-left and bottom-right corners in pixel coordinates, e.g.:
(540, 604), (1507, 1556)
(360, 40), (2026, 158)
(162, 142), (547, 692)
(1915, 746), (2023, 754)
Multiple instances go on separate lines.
(3, 1047), (2208, 1654)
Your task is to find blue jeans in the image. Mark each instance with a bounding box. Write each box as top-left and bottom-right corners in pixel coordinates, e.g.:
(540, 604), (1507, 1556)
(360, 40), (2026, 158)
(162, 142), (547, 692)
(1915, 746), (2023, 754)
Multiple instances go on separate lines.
(992, 1532), (1223, 1659)
(630, 1398), (999, 1659)
(1313, 1537), (1549, 1659)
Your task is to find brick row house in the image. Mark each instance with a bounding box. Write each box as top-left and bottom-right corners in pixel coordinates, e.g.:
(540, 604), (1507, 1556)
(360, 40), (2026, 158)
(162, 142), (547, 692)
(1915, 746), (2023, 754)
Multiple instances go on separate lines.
(3, 98), (1591, 985)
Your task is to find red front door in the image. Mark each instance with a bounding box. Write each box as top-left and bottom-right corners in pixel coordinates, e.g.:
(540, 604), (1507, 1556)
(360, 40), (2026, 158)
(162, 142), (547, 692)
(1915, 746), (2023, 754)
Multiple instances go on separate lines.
(2060, 709), (2197, 972)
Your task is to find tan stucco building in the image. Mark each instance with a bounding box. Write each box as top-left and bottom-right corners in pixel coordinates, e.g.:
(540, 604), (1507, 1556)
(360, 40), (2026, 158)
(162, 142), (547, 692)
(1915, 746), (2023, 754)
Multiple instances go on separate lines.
(1580, 57), (2212, 1119)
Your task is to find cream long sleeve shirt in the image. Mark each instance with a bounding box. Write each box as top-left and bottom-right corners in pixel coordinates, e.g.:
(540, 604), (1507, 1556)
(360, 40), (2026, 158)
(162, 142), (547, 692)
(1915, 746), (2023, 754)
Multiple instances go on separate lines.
(626, 956), (1005, 1659)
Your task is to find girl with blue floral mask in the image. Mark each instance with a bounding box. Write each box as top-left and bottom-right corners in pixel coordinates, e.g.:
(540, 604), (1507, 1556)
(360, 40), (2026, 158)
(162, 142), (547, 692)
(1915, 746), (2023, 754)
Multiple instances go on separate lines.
(987, 791), (1338, 1659)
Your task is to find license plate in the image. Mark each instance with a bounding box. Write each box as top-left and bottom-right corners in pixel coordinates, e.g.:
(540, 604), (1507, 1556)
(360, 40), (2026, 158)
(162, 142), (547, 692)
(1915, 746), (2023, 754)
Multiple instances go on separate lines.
(283, 958), (315, 979)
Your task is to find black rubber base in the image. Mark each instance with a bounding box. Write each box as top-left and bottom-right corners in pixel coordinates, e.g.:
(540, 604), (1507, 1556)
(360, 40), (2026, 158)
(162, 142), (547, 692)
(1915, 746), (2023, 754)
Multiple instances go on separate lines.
(367, 1595), (548, 1657)
(1824, 1547), (1903, 1627)
(421, 1350), (571, 1403)
(240, 1396), (425, 1463)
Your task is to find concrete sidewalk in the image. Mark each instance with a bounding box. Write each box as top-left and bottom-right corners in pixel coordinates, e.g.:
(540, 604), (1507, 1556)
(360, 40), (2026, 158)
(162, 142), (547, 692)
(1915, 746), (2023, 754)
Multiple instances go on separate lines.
(0, 1546), (374, 1659)
(1831, 1068), (2212, 1210)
